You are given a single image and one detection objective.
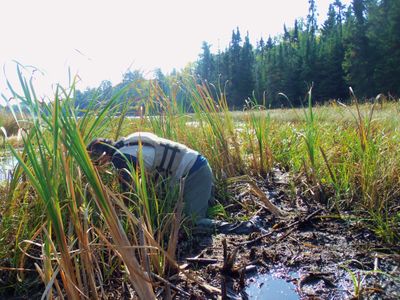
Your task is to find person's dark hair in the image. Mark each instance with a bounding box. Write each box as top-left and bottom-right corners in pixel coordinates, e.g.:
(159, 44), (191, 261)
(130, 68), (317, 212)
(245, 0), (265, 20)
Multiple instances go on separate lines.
(87, 138), (115, 157)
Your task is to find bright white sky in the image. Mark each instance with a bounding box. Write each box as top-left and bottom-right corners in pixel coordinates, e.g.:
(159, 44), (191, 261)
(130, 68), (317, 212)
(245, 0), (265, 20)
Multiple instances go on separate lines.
(0, 0), (351, 103)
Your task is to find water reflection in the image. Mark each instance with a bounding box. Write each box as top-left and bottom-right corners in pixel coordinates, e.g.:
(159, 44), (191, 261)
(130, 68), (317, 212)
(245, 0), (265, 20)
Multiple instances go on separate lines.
(0, 154), (17, 182)
(245, 274), (299, 300)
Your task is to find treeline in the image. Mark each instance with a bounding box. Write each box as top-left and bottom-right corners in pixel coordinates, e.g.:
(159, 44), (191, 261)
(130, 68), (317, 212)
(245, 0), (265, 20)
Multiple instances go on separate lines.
(76, 0), (400, 109)
(75, 70), (147, 110)
(195, 0), (400, 107)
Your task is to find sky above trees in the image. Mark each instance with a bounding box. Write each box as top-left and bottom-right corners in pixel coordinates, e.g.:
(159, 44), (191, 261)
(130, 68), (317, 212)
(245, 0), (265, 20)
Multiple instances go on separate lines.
(0, 0), (351, 102)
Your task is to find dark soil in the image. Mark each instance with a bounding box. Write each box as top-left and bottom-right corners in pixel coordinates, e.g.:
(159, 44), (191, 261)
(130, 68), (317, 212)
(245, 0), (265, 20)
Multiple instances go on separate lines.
(169, 168), (400, 299)
(2, 168), (399, 299)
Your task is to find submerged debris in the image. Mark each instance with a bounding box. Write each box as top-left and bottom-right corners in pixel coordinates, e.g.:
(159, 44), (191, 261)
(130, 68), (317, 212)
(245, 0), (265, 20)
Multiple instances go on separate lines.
(173, 168), (400, 299)
(1, 167), (398, 299)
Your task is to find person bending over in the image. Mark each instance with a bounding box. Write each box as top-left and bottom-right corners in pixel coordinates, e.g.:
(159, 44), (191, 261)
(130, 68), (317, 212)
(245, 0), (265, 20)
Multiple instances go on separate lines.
(87, 131), (213, 219)
(88, 132), (266, 234)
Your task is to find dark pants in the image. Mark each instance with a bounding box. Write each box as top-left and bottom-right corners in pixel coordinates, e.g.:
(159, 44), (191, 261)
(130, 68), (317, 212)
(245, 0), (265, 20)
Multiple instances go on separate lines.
(183, 162), (213, 218)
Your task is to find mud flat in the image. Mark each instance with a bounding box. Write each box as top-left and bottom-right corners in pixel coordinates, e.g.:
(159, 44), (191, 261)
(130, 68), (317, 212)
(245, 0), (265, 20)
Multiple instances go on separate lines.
(171, 168), (400, 299)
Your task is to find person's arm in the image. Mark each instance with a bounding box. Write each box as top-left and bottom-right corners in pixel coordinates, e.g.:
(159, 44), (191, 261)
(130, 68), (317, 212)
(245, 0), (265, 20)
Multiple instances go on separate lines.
(111, 145), (155, 191)
(111, 152), (137, 192)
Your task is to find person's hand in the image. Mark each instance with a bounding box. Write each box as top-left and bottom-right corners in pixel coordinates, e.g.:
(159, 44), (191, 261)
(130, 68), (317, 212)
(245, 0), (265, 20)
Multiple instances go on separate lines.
(92, 153), (112, 167)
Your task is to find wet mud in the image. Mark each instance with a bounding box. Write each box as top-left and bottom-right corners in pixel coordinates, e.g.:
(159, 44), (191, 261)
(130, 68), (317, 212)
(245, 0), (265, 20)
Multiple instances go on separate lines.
(2, 168), (399, 299)
(172, 168), (400, 299)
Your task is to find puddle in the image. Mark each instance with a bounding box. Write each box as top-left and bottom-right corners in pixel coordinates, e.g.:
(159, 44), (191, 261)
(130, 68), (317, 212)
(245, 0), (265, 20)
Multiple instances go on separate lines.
(245, 274), (299, 300)
(0, 154), (17, 182)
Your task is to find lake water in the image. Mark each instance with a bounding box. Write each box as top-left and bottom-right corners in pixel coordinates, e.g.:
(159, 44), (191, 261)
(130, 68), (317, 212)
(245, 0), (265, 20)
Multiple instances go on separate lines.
(0, 154), (17, 182)
(245, 274), (299, 300)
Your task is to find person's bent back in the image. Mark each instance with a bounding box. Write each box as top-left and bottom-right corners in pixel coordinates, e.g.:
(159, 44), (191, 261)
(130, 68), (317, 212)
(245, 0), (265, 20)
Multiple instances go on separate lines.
(87, 132), (214, 219)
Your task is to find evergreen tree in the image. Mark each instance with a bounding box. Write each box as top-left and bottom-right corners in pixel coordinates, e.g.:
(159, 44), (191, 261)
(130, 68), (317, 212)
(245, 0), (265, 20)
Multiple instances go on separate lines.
(227, 27), (243, 107)
(98, 80), (113, 100)
(75, 0), (400, 110)
(343, 0), (373, 96)
(196, 41), (215, 83)
(302, 0), (318, 88)
(318, 3), (347, 100)
(292, 20), (299, 44)
(154, 68), (170, 96)
(368, 0), (400, 95)
(254, 38), (267, 100)
(238, 32), (255, 104)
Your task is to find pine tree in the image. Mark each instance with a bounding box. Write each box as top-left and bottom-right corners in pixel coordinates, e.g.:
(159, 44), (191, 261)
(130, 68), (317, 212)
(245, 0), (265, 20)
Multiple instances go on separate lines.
(368, 0), (400, 95)
(227, 27), (243, 107)
(318, 3), (347, 101)
(196, 41), (215, 83)
(302, 0), (318, 88)
(154, 68), (170, 96)
(343, 0), (373, 96)
(238, 33), (255, 104)
(292, 20), (299, 44)
(254, 38), (267, 100)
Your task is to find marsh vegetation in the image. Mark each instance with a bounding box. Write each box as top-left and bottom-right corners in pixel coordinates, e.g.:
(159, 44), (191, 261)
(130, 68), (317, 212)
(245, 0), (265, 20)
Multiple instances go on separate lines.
(0, 68), (399, 299)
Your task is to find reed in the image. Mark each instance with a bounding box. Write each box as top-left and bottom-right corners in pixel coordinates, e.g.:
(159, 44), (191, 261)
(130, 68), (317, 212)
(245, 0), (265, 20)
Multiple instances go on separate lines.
(243, 94), (273, 176)
(1, 68), (165, 298)
(1, 71), (399, 298)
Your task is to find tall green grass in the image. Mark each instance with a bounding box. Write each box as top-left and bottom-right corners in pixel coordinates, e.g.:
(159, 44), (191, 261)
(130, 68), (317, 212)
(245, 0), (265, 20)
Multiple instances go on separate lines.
(0, 71), (399, 298)
(144, 79), (399, 242)
(0, 68), (191, 299)
(144, 80), (399, 242)
(242, 95), (272, 176)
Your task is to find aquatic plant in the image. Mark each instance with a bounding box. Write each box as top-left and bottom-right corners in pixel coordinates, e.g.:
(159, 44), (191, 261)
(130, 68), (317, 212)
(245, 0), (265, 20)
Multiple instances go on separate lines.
(0, 69), (399, 299)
